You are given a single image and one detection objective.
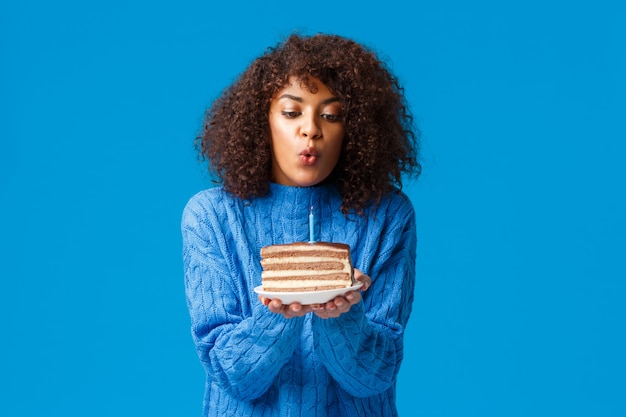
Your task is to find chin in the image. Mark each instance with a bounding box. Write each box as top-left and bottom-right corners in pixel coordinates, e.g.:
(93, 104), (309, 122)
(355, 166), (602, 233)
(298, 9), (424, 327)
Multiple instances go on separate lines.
(275, 168), (332, 187)
(293, 180), (320, 188)
(291, 175), (326, 188)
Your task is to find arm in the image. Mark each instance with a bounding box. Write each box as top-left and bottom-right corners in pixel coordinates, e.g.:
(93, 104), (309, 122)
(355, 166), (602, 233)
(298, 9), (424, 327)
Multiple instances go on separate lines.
(312, 196), (417, 397)
(182, 195), (304, 401)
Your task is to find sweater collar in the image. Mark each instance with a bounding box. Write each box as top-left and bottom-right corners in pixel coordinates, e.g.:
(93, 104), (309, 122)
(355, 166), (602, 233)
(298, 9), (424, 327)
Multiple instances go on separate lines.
(268, 182), (338, 198)
(260, 182), (341, 220)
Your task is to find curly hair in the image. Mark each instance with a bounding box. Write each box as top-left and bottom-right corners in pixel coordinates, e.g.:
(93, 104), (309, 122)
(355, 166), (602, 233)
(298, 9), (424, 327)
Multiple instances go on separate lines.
(196, 33), (421, 214)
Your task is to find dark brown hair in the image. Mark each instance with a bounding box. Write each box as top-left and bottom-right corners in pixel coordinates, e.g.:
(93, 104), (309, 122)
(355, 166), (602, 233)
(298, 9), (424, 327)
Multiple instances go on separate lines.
(196, 33), (421, 214)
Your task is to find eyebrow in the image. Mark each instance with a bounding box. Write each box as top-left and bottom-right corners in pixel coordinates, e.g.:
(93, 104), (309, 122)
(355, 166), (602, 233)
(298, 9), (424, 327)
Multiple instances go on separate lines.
(277, 94), (340, 105)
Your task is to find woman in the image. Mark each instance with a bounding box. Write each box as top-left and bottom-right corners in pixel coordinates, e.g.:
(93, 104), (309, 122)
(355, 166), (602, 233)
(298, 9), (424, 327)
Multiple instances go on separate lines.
(182, 33), (421, 416)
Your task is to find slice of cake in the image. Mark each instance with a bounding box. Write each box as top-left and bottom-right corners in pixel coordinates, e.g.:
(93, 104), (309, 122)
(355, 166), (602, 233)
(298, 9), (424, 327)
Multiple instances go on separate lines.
(260, 242), (354, 292)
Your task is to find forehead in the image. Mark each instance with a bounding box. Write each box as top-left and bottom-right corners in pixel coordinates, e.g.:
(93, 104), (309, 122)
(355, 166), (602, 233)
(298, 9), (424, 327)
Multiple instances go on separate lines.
(274, 76), (335, 99)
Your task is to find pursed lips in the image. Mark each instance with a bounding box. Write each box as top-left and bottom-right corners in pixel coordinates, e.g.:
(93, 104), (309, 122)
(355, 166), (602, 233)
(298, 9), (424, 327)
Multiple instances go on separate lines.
(299, 147), (319, 165)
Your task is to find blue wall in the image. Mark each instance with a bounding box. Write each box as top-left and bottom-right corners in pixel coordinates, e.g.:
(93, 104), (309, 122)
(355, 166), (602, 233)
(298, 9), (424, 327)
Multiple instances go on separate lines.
(1, 1), (624, 416)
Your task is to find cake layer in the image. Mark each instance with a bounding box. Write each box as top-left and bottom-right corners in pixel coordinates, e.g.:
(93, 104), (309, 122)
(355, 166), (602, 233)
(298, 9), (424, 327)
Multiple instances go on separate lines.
(262, 250), (347, 259)
(260, 242), (354, 293)
(262, 260), (346, 271)
(262, 284), (349, 292)
(261, 242), (349, 258)
(262, 272), (352, 281)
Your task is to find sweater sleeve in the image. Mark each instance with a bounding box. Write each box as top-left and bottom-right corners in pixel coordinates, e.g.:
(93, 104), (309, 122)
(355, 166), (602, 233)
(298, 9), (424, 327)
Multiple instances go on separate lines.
(312, 194), (417, 397)
(182, 193), (305, 401)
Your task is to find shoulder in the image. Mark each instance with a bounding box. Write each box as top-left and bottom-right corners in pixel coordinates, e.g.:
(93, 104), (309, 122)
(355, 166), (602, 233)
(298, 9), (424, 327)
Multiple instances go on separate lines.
(183, 186), (234, 211)
(383, 189), (414, 208)
(376, 189), (416, 222)
(182, 187), (234, 226)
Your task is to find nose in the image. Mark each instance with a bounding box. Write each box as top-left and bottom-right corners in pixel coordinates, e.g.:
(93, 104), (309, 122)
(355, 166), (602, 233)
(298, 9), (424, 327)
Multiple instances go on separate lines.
(300, 114), (322, 140)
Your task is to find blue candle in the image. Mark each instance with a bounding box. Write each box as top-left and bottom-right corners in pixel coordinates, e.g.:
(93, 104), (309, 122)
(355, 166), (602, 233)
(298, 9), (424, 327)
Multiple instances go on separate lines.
(309, 206), (315, 243)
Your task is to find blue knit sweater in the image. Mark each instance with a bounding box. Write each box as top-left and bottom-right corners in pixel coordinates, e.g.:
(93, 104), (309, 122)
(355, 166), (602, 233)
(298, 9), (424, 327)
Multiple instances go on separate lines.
(182, 183), (416, 417)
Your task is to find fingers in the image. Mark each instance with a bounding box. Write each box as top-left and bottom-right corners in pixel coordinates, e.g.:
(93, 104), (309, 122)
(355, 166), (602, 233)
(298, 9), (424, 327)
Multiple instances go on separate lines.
(353, 268), (372, 291)
(264, 298), (312, 318)
(311, 291), (360, 319)
(267, 298), (283, 313)
(259, 295), (271, 306)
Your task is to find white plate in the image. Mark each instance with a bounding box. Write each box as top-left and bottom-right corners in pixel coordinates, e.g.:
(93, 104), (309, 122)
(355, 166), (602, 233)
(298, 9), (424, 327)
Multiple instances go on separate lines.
(254, 282), (363, 305)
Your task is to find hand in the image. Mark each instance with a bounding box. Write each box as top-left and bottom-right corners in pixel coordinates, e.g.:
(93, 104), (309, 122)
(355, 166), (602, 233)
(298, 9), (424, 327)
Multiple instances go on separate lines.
(310, 268), (371, 319)
(258, 296), (313, 319)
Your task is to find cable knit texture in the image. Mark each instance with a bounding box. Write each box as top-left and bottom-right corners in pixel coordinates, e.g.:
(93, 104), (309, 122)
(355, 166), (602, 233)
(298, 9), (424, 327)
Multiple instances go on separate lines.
(182, 183), (416, 417)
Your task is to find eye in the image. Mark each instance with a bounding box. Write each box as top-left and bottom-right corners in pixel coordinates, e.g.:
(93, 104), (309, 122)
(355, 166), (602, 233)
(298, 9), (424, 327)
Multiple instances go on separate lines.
(281, 111), (301, 118)
(322, 113), (343, 122)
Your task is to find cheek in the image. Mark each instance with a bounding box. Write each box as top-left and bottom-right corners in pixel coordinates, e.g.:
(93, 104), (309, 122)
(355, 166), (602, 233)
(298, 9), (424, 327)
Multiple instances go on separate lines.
(269, 126), (295, 166)
(268, 120), (283, 149)
(270, 132), (291, 158)
(269, 118), (292, 144)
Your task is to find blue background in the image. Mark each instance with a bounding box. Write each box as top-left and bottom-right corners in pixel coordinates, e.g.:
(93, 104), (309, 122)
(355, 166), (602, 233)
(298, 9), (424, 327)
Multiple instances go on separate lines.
(1, 1), (624, 416)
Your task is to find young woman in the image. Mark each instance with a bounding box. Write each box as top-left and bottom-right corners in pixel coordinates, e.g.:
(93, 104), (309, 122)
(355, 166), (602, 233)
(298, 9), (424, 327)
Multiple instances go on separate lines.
(182, 33), (421, 417)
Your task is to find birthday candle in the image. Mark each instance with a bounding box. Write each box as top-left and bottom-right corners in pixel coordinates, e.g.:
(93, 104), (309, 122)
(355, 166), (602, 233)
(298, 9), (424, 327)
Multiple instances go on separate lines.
(309, 206), (315, 243)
